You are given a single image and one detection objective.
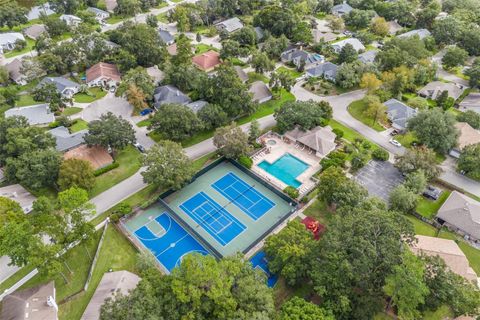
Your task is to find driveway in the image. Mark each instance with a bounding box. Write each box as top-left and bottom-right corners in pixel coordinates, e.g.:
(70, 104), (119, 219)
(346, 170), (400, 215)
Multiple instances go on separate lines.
(432, 49), (469, 88)
(354, 160), (405, 201)
(440, 157), (480, 195)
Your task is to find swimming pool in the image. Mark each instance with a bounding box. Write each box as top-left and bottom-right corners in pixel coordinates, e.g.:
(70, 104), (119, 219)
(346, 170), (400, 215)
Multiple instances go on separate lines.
(258, 153), (310, 188)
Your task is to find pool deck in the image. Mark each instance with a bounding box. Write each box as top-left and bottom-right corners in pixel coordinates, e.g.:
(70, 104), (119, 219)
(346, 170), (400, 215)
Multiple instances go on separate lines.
(252, 135), (320, 195)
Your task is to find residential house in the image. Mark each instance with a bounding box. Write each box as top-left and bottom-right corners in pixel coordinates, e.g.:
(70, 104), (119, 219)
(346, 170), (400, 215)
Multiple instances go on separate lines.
(49, 126), (87, 152)
(153, 85), (191, 108)
(249, 81), (272, 104)
(0, 184), (37, 213)
(411, 235), (477, 282)
(234, 66), (248, 83)
(312, 30), (339, 43)
(387, 20), (403, 35)
(281, 47), (324, 69)
(254, 27), (265, 42)
(449, 122), (480, 158)
(331, 2), (353, 16)
(60, 14), (82, 27)
(0, 32), (25, 54)
(87, 7), (110, 22)
(86, 62), (121, 90)
(459, 92), (480, 113)
(186, 100), (208, 113)
(37, 76), (81, 98)
(5, 58), (27, 85)
(384, 98), (417, 132)
(146, 65), (165, 85)
(331, 38), (365, 53)
(358, 50), (377, 64)
(418, 81), (464, 100)
(81, 271), (140, 320)
(166, 43), (177, 56)
(192, 50), (221, 72)
(305, 62), (338, 82)
(284, 126), (336, 158)
(5, 104), (55, 126)
(436, 191), (480, 242)
(26, 3), (55, 21)
(0, 282), (58, 320)
(23, 24), (47, 40)
(63, 145), (113, 170)
(215, 17), (244, 34)
(158, 29), (175, 46)
(104, 0), (118, 12)
(397, 28), (431, 40)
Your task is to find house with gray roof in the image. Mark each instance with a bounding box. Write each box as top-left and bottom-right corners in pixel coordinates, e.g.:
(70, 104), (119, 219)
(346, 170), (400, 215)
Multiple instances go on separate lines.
(397, 28), (431, 40)
(305, 62), (338, 82)
(0, 184), (37, 213)
(5, 58), (27, 85)
(153, 85), (191, 108)
(215, 17), (244, 34)
(331, 2), (353, 16)
(436, 191), (480, 241)
(281, 47), (324, 69)
(459, 92), (480, 114)
(49, 126), (87, 152)
(387, 20), (403, 35)
(60, 14), (82, 27)
(249, 81), (272, 104)
(186, 100), (208, 113)
(158, 29), (174, 45)
(331, 38), (365, 53)
(312, 30), (339, 43)
(0, 32), (25, 53)
(234, 66), (248, 83)
(384, 98), (417, 132)
(418, 81), (464, 101)
(5, 104), (55, 126)
(37, 77), (81, 98)
(87, 7), (110, 22)
(26, 3), (55, 21)
(358, 50), (377, 64)
(23, 24), (47, 40)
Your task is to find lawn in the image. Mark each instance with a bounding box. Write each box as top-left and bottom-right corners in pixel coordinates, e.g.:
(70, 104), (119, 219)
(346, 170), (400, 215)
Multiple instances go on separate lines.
(156, 12), (169, 23)
(276, 66), (303, 79)
(303, 199), (334, 226)
(247, 72), (269, 83)
(194, 43), (218, 54)
(458, 242), (480, 275)
(394, 131), (416, 148)
(16, 94), (38, 107)
(416, 191), (451, 219)
(90, 146), (142, 197)
(136, 119), (151, 127)
(74, 88), (107, 103)
(62, 107), (83, 116)
(70, 119), (89, 132)
(347, 99), (385, 132)
(406, 215), (438, 237)
(106, 15), (126, 24)
(4, 38), (36, 58)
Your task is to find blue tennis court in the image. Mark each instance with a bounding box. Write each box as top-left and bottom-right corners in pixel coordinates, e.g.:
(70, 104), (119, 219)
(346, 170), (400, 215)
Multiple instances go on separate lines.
(179, 192), (246, 246)
(250, 251), (278, 288)
(212, 172), (276, 220)
(134, 212), (209, 272)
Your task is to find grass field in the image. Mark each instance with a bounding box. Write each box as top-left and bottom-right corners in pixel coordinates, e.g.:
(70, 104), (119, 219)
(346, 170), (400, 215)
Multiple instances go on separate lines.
(248, 72), (269, 83)
(90, 146), (142, 197)
(416, 191), (451, 219)
(303, 199), (334, 226)
(70, 119), (89, 132)
(406, 215), (438, 237)
(156, 12), (169, 23)
(62, 107), (83, 116)
(194, 43), (218, 54)
(106, 15), (126, 24)
(347, 99), (385, 132)
(16, 94), (38, 107)
(276, 66), (303, 79)
(4, 38), (36, 58)
(74, 88), (107, 103)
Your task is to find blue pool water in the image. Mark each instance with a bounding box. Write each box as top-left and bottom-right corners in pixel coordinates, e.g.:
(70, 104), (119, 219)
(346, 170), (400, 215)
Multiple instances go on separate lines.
(258, 153), (309, 188)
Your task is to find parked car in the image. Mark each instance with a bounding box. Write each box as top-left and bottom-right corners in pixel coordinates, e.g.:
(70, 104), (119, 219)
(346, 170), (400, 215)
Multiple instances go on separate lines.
(390, 130), (398, 136)
(389, 139), (402, 147)
(134, 143), (146, 153)
(140, 108), (153, 116)
(422, 185), (442, 200)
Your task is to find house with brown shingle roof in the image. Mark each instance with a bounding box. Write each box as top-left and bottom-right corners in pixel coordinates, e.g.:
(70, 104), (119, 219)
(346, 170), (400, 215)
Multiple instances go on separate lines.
(436, 191), (480, 241)
(455, 122), (480, 149)
(411, 235), (477, 282)
(5, 58), (26, 85)
(86, 62), (121, 90)
(284, 126), (336, 158)
(23, 24), (47, 40)
(418, 81), (465, 100)
(63, 145), (113, 170)
(192, 50), (221, 72)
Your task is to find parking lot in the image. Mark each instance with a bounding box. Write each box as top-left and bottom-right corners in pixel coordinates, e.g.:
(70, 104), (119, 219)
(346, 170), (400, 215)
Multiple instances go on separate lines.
(354, 160), (404, 201)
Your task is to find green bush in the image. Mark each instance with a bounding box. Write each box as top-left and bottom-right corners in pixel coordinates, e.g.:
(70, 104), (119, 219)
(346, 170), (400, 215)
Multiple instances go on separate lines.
(93, 162), (120, 176)
(362, 140), (372, 149)
(283, 186), (300, 199)
(372, 148), (389, 161)
(110, 213), (120, 223)
(351, 153), (368, 170)
(115, 202), (132, 216)
(238, 155), (253, 169)
(320, 151), (347, 170)
(332, 128), (344, 139)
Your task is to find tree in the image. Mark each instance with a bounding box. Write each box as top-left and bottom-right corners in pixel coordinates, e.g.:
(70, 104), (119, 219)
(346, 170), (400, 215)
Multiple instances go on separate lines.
(442, 46), (468, 69)
(370, 17), (389, 37)
(395, 146), (442, 180)
(32, 82), (66, 112)
(264, 220), (315, 286)
(253, 5), (296, 38)
(435, 90), (454, 110)
(363, 95), (387, 126)
(0, 66), (9, 85)
(280, 297), (334, 320)
(42, 16), (69, 38)
(317, 166), (368, 209)
(173, 34), (194, 65)
(220, 39), (243, 59)
(407, 97), (429, 110)
(465, 58), (480, 88)
(335, 62), (362, 88)
(213, 123), (251, 159)
(338, 43), (358, 64)
(149, 104), (202, 141)
(457, 110), (480, 129)
(269, 71), (295, 92)
(274, 100), (332, 133)
(360, 73), (382, 93)
(384, 251), (429, 320)
(100, 254), (275, 319)
(84, 112), (136, 155)
(125, 84), (148, 112)
(197, 103), (229, 130)
(458, 143), (480, 180)
(327, 15), (344, 31)
(404, 170), (427, 194)
(232, 26), (257, 46)
(345, 9), (375, 29)
(389, 184), (418, 213)
(171, 5), (191, 32)
(310, 200), (415, 319)
(142, 140), (194, 190)
(250, 51), (275, 74)
(0, 2), (28, 29)
(146, 14), (158, 28)
(58, 159), (96, 191)
(261, 35), (289, 59)
(115, 0), (141, 16)
(291, 21), (313, 44)
(407, 109), (459, 154)
(248, 119), (260, 144)
(117, 67), (154, 99)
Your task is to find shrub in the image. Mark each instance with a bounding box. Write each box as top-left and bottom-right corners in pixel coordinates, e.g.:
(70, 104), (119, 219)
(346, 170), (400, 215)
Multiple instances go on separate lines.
(110, 213), (120, 223)
(343, 144), (354, 154)
(332, 128), (344, 139)
(93, 162), (120, 176)
(284, 186), (300, 199)
(362, 140), (372, 149)
(320, 151), (347, 170)
(238, 155), (253, 168)
(351, 153), (368, 170)
(115, 202), (132, 217)
(372, 148), (389, 161)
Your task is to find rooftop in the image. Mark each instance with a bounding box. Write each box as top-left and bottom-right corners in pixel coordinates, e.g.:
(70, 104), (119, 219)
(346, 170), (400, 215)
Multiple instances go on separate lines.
(5, 104), (55, 126)
(459, 93), (480, 109)
(5, 58), (24, 82)
(26, 3), (54, 21)
(397, 28), (431, 40)
(63, 145), (113, 170)
(186, 100), (208, 113)
(158, 29), (174, 44)
(418, 81), (464, 100)
(23, 24), (46, 39)
(358, 50), (378, 64)
(192, 50), (221, 71)
(86, 62), (121, 83)
(0, 184), (37, 213)
(215, 17), (244, 33)
(48, 126), (87, 152)
(331, 38), (365, 52)
(306, 62), (338, 78)
(38, 76), (81, 94)
(153, 85), (191, 107)
(384, 98), (417, 130)
(0, 32), (25, 45)
(284, 126), (336, 157)
(248, 81), (272, 103)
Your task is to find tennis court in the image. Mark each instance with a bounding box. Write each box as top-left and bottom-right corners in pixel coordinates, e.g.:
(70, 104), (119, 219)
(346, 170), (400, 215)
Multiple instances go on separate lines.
(212, 172), (276, 220)
(179, 192), (246, 246)
(250, 251), (278, 288)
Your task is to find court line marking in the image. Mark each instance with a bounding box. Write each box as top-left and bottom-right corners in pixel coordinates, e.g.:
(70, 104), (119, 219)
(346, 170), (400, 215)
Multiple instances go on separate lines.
(134, 215), (171, 241)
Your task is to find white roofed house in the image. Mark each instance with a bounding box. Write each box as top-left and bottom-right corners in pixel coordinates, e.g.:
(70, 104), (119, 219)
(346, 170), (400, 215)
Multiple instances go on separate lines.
(384, 98), (417, 132)
(397, 28), (431, 40)
(87, 7), (110, 22)
(215, 17), (244, 34)
(0, 32), (26, 54)
(49, 126), (87, 152)
(5, 104), (55, 126)
(358, 50), (378, 64)
(0, 184), (37, 213)
(331, 38), (365, 53)
(37, 76), (81, 98)
(60, 14), (82, 27)
(305, 62), (338, 82)
(459, 92), (480, 113)
(281, 47), (325, 70)
(158, 29), (175, 46)
(331, 2), (353, 16)
(26, 3), (55, 21)
(153, 85), (191, 108)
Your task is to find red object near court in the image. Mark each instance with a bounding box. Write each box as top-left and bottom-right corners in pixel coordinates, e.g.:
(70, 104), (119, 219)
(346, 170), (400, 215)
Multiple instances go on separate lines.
(301, 216), (325, 240)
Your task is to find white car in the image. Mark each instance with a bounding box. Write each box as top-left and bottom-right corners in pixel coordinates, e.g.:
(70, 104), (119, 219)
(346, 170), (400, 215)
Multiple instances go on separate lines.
(389, 139), (402, 147)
